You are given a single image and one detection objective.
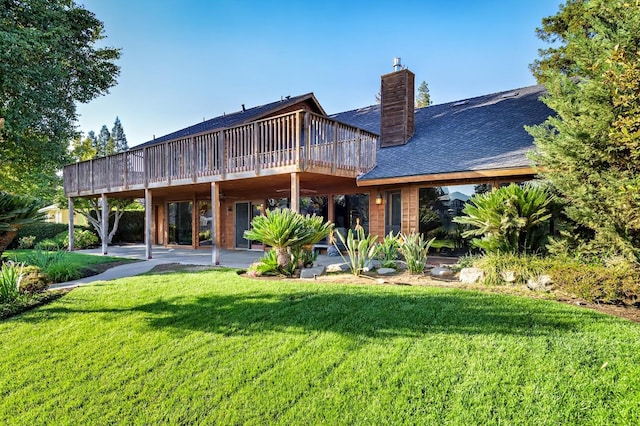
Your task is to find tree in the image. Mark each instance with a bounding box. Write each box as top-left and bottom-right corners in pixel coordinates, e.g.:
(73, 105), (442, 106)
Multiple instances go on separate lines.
(0, 0), (120, 199)
(0, 191), (44, 258)
(526, 0), (640, 260)
(69, 119), (133, 247)
(415, 81), (432, 108)
(111, 117), (128, 153)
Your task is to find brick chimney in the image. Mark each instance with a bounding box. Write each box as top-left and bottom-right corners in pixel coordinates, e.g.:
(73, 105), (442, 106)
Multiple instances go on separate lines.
(380, 57), (415, 147)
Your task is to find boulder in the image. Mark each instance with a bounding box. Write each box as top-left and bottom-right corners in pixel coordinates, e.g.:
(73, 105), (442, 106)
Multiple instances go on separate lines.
(527, 274), (553, 291)
(326, 263), (350, 273)
(459, 267), (484, 284)
(300, 265), (327, 279)
(326, 246), (341, 257)
(501, 270), (517, 283)
(376, 267), (396, 275)
(431, 266), (455, 278)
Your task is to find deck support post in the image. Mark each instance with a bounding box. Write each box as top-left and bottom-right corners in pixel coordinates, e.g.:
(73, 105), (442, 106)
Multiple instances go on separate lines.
(211, 182), (220, 265)
(145, 188), (152, 259)
(67, 197), (74, 252)
(290, 172), (300, 213)
(101, 194), (108, 255)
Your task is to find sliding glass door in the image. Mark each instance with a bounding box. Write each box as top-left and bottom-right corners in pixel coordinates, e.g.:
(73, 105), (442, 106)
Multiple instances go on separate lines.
(168, 201), (193, 245)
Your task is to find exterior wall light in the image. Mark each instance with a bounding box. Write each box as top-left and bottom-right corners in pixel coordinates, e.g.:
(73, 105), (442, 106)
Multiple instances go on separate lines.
(375, 194), (383, 205)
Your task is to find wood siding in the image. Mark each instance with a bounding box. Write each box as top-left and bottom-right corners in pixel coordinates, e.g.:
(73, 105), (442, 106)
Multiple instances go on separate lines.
(380, 69), (415, 147)
(63, 110), (378, 198)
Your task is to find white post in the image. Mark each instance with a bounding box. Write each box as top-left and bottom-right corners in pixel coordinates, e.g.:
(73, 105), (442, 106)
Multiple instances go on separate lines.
(211, 182), (220, 265)
(67, 197), (74, 252)
(101, 194), (108, 255)
(145, 188), (152, 259)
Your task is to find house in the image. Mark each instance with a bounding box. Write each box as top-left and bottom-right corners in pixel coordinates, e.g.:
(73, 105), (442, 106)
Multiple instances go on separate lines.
(62, 60), (553, 263)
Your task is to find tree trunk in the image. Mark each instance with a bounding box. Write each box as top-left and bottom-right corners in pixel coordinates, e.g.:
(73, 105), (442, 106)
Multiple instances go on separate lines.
(275, 247), (290, 268)
(0, 229), (18, 259)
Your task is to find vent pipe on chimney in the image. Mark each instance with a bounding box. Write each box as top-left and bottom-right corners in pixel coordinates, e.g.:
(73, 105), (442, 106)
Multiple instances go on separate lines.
(393, 57), (402, 72)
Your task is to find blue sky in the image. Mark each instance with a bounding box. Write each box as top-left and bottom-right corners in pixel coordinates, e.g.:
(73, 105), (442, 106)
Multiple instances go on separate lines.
(77, 0), (562, 147)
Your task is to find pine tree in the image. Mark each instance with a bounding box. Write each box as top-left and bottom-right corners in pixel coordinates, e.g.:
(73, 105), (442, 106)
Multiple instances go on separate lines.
(415, 81), (432, 108)
(111, 117), (128, 153)
(96, 125), (113, 157)
(527, 0), (640, 260)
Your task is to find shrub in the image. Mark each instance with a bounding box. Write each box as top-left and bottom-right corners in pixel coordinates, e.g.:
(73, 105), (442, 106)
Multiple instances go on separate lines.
(19, 265), (49, 294)
(454, 183), (552, 254)
(334, 228), (379, 276)
(64, 229), (98, 249)
(10, 222), (68, 248)
(0, 261), (23, 303)
(550, 263), (640, 305)
(17, 235), (36, 249)
(247, 249), (281, 277)
(35, 240), (61, 251)
(377, 231), (401, 268)
(474, 253), (554, 286)
(399, 232), (435, 274)
(44, 261), (80, 283)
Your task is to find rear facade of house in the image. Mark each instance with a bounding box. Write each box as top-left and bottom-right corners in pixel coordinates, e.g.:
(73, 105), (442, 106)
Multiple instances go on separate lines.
(63, 62), (552, 261)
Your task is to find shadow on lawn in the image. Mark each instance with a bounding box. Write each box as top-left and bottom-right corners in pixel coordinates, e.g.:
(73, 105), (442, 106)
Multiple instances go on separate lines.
(35, 288), (606, 338)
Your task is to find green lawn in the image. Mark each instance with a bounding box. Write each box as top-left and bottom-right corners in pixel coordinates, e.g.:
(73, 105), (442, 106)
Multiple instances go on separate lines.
(1, 269), (639, 424)
(5, 249), (137, 270)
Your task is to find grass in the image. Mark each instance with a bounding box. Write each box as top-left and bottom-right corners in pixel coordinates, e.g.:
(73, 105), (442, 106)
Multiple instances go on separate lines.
(5, 249), (136, 270)
(1, 269), (639, 424)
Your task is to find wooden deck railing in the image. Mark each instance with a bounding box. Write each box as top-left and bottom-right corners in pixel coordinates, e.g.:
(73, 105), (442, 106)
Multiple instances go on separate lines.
(63, 110), (378, 197)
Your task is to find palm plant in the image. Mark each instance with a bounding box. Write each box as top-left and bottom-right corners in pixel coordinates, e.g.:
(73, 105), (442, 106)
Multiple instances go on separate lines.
(453, 183), (552, 254)
(0, 192), (45, 259)
(243, 208), (333, 273)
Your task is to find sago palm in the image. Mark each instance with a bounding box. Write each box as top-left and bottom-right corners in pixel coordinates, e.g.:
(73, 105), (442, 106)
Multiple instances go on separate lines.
(244, 208), (332, 269)
(453, 183), (552, 254)
(0, 191), (45, 258)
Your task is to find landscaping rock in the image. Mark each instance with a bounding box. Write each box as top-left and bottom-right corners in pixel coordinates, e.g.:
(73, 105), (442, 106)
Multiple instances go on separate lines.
(376, 268), (396, 275)
(501, 270), (517, 283)
(300, 265), (326, 279)
(326, 246), (341, 257)
(459, 267), (484, 284)
(395, 261), (408, 271)
(364, 259), (381, 271)
(431, 266), (455, 278)
(326, 263), (350, 273)
(527, 274), (553, 291)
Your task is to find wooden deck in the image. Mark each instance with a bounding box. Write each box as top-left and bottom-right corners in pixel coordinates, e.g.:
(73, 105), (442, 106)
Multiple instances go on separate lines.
(63, 110), (378, 197)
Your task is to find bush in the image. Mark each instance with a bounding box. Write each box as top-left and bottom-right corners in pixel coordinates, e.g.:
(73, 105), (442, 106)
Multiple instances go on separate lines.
(550, 263), (640, 305)
(35, 240), (61, 251)
(17, 235), (36, 249)
(474, 253), (553, 286)
(64, 229), (99, 249)
(247, 249), (280, 277)
(0, 261), (23, 303)
(24, 249), (80, 283)
(399, 232), (435, 274)
(19, 265), (49, 294)
(9, 222), (68, 249)
(44, 261), (80, 283)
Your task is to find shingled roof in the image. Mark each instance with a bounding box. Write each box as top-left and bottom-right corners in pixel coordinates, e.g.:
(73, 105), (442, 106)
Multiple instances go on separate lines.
(330, 84), (552, 182)
(137, 93), (323, 148)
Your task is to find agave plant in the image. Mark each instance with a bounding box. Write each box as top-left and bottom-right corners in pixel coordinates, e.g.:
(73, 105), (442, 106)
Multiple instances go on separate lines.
(399, 232), (435, 274)
(453, 183), (552, 254)
(243, 208), (333, 274)
(333, 228), (379, 276)
(0, 192), (45, 258)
